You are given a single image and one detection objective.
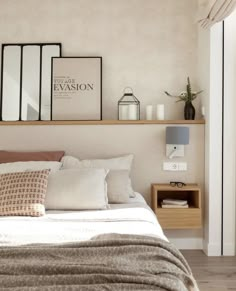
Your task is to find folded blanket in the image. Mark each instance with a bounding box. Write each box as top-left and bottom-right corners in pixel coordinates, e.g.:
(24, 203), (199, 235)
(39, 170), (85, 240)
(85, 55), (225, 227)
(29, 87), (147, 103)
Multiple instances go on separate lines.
(0, 234), (199, 291)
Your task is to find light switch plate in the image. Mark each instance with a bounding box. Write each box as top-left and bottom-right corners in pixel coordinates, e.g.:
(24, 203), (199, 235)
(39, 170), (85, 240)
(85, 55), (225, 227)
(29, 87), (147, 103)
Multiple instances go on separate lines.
(163, 162), (187, 171)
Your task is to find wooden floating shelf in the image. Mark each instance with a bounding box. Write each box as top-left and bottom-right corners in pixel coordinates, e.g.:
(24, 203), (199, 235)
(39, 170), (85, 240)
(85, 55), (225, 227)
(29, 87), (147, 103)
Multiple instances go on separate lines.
(0, 120), (205, 126)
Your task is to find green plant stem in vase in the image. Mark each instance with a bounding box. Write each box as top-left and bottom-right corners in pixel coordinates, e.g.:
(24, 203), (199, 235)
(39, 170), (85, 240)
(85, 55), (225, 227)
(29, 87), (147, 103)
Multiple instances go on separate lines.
(164, 77), (203, 120)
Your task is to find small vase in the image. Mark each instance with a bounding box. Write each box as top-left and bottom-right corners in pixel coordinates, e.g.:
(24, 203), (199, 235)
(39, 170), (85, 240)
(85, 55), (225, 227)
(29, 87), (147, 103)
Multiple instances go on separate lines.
(184, 102), (195, 120)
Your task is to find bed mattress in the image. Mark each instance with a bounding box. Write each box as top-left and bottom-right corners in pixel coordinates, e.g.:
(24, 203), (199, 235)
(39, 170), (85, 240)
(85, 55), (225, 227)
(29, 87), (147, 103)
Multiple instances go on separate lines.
(0, 193), (167, 246)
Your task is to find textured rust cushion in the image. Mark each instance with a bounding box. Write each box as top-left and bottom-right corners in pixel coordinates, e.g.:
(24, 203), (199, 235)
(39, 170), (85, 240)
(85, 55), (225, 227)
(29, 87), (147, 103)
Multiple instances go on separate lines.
(0, 151), (65, 164)
(0, 169), (50, 217)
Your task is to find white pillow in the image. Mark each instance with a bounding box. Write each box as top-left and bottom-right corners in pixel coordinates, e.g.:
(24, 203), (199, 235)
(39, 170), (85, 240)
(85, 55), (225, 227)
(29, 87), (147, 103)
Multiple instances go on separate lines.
(106, 170), (133, 203)
(61, 154), (134, 171)
(61, 154), (135, 198)
(45, 168), (109, 210)
(0, 161), (62, 174)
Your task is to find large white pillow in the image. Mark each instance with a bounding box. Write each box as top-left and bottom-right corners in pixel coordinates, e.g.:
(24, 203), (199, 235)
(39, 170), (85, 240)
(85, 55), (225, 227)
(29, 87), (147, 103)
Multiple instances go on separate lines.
(45, 168), (109, 210)
(61, 154), (134, 171)
(61, 154), (135, 199)
(0, 161), (62, 174)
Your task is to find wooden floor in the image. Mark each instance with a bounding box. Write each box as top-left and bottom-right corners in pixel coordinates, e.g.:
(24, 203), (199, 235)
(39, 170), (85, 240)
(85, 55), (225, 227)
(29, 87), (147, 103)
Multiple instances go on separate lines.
(181, 250), (236, 291)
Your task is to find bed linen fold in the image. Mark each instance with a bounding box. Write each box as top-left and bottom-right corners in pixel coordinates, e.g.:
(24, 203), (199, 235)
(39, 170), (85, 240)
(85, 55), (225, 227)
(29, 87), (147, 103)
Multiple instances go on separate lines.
(0, 194), (167, 246)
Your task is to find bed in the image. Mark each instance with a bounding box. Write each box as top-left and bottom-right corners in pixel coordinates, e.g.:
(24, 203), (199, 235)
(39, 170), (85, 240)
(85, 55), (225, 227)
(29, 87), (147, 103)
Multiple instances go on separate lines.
(0, 194), (199, 290)
(0, 154), (199, 290)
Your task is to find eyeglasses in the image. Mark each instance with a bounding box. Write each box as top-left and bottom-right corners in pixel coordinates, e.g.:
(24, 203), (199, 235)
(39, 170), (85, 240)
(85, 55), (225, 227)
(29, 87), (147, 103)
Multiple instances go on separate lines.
(170, 181), (186, 188)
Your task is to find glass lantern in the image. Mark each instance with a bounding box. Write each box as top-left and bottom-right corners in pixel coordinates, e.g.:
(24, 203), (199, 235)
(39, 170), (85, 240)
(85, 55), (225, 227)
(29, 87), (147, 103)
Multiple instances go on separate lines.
(118, 87), (140, 120)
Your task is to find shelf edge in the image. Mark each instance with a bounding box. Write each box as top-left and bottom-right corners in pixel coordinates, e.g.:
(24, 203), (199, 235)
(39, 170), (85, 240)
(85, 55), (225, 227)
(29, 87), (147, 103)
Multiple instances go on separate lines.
(0, 120), (205, 126)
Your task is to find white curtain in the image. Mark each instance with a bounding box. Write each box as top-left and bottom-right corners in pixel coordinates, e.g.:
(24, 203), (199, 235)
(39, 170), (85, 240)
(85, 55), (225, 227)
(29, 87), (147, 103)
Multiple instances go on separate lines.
(198, 0), (236, 28)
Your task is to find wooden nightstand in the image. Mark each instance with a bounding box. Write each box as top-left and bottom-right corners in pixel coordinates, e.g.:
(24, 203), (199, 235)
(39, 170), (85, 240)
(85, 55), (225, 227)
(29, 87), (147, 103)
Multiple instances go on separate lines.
(151, 183), (202, 229)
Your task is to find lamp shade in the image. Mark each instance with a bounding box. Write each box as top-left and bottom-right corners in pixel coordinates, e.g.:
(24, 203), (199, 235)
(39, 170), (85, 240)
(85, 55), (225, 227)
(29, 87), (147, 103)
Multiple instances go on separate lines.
(166, 126), (189, 145)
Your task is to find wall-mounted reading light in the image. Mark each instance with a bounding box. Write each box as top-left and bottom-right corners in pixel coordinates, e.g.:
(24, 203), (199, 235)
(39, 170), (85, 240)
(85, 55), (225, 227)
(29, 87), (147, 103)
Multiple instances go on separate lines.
(166, 126), (189, 159)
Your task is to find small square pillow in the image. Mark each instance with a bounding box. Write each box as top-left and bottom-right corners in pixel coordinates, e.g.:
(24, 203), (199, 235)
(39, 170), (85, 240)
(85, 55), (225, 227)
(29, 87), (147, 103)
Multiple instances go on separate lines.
(106, 170), (133, 203)
(0, 169), (50, 217)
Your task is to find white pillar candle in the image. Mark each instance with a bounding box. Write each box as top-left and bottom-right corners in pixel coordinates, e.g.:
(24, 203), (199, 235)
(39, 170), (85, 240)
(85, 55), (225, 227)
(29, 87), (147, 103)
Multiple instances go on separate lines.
(119, 105), (128, 120)
(156, 104), (165, 120)
(146, 105), (153, 120)
(128, 104), (137, 120)
(201, 106), (205, 118)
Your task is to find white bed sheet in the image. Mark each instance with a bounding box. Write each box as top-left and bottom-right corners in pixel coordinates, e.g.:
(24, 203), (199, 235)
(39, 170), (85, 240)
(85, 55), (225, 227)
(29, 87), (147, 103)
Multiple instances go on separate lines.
(0, 193), (167, 246)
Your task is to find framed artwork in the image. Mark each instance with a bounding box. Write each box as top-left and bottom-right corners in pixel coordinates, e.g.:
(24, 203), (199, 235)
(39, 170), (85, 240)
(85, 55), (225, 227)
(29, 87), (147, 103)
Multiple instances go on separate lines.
(0, 43), (61, 121)
(51, 57), (102, 120)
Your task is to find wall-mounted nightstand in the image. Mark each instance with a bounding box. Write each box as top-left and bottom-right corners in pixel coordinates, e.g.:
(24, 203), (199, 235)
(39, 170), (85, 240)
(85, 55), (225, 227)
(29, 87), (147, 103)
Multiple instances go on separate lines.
(151, 183), (202, 229)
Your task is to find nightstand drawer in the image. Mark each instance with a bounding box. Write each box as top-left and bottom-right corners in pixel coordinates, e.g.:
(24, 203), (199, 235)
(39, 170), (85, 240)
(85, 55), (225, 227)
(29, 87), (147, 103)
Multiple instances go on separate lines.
(156, 208), (202, 229)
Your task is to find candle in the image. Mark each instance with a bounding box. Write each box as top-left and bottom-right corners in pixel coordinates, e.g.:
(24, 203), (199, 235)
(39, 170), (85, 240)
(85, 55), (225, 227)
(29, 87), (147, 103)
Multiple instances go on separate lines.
(119, 105), (128, 120)
(201, 106), (205, 118)
(128, 104), (137, 120)
(146, 105), (153, 120)
(157, 104), (165, 120)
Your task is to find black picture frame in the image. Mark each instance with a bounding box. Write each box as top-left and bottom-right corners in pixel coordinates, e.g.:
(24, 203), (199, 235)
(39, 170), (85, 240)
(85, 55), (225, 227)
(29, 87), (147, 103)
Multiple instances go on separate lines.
(0, 43), (62, 121)
(51, 57), (102, 121)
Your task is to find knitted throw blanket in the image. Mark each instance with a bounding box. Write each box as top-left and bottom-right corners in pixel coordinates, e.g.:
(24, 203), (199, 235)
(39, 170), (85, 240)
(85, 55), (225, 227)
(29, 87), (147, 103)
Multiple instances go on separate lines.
(0, 234), (199, 291)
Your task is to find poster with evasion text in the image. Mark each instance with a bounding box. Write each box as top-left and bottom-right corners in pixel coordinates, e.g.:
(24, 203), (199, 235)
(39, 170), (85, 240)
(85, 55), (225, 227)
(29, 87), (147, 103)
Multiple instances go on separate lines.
(52, 57), (102, 120)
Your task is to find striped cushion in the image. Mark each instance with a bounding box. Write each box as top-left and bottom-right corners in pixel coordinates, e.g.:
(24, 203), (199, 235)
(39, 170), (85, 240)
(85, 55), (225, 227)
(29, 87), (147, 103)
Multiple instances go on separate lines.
(0, 169), (50, 217)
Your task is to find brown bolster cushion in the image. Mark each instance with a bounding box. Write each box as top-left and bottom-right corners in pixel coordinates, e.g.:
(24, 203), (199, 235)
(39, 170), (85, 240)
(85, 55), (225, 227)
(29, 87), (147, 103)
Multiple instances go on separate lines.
(0, 151), (65, 163)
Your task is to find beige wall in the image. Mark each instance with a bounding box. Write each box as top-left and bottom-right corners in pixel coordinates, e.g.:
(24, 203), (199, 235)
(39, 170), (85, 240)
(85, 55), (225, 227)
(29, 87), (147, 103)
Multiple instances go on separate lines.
(0, 125), (205, 203)
(0, 0), (205, 249)
(0, 0), (200, 120)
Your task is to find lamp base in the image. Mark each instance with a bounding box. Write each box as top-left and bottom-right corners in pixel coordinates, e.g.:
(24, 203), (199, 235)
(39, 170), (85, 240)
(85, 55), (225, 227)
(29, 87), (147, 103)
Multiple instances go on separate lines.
(166, 144), (184, 159)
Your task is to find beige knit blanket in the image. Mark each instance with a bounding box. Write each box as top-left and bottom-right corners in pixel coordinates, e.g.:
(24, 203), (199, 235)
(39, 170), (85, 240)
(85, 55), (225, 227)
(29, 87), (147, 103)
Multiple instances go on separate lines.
(0, 234), (199, 291)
